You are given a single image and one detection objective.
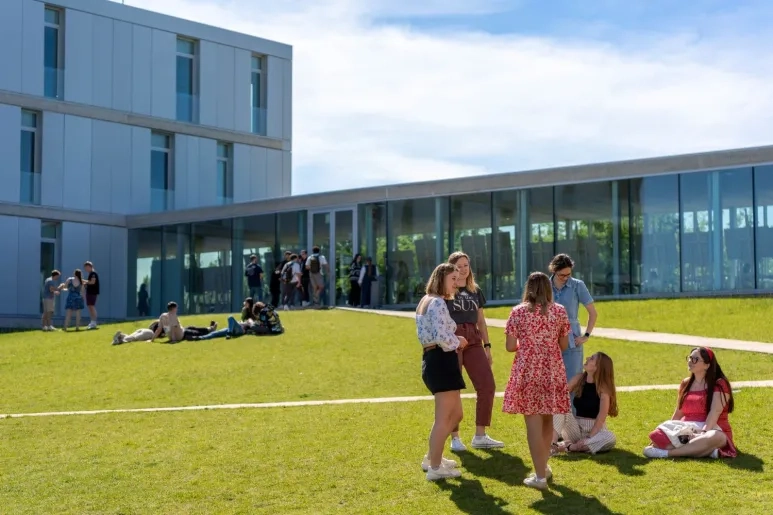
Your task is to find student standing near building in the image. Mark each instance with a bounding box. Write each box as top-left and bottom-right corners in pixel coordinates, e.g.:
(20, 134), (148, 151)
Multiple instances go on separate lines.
(358, 257), (378, 308)
(59, 269), (86, 331)
(84, 261), (100, 330)
(306, 246), (329, 306)
(245, 254), (264, 301)
(41, 270), (61, 331)
(446, 252), (503, 452)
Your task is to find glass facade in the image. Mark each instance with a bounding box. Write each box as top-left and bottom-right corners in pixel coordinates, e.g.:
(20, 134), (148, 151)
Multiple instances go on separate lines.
(176, 38), (197, 123)
(44, 7), (64, 99)
(126, 167), (773, 317)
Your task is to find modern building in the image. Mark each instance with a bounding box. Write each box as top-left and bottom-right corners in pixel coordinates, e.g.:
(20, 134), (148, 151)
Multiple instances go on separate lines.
(0, 0), (292, 326)
(3, 2), (773, 327)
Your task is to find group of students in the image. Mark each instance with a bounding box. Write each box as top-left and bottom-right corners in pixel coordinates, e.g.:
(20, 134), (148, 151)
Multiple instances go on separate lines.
(111, 297), (284, 345)
(416, 252), (737, 488)
(41, 263), (101, 332)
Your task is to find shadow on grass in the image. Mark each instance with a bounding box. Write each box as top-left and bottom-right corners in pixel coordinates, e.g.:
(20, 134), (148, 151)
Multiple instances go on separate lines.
(553, 448), (649, 477)
(460, 448), (530, 486)
(531, 484), (623, 515)
(437, 478), (511, 515)
(726, 451), (765, 472)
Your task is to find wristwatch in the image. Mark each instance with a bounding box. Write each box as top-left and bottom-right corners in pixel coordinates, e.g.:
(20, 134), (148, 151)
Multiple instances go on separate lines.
(584, 332), (591, 338)
(484, 343), (492, 349)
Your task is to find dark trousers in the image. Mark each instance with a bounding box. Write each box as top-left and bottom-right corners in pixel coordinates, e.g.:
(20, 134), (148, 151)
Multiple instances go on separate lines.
(301, 275), (311, 303)
(360, 279), (372, 307)
(270, 289), (280, 307)
(348, 281), (361, 306)
(183, 326), (213, 340)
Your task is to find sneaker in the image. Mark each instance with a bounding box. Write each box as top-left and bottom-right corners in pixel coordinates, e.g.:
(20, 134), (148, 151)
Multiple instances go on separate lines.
(545, 465), (553, 480)
(710, 448), (719, 459)
(450, 437), (467, 452)
(87, 322), (97, 330)
(48, 326), (57, 331)
(421, 455), (458, 472)
(643, 446), (670, 459)
(471, 434), (505, 449)
(426, 464), (462, 481)
(523, 474), (548, 490)
(42, 326), (50, 332)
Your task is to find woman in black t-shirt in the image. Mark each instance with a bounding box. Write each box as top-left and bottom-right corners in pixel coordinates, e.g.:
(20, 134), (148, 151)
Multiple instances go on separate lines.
(446, 252), (504, 451)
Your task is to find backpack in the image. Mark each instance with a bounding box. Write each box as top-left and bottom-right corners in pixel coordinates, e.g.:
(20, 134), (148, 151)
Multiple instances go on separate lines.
(281, 262), (294, 284)
(309, 254), (321, 274)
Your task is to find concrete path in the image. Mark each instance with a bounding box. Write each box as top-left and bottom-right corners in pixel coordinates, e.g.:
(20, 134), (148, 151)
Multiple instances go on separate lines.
(339, 308), (773, 355)
(3, 380), (772, 420)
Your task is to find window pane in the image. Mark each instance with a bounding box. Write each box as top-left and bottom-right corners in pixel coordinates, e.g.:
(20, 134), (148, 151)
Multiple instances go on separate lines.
(451, 193), (492, 299)
(150, 150), (169, 189)
(217, 143), (228, 158)
(176, 38), (195, 54)
(151, 133), (169, 149)
(237, 214), (277, 301)
(20, 131), (35, 173)
(22, 111), (37, 128)
(189, 220), (232, 314)
(555, 182), (617, 296)
(386, 198), (448, 305)
(718, 168), (754, 290)
(278, 211), (307, 256)
(129, 227), (163, 317)
(358, 203), (386, 307)
(217, 161), (227, 198)
(755, 165), (773, 288)
(44, 26), (59, 69)
(526, 187), (555, 277)
(251, 72), (261, 108)
(251, 56), (261, 70)
(176, 56), (193, 94)
(41, 222), (58, 239)
(492, 190), (522, 300)
(45, 7), (60, 24)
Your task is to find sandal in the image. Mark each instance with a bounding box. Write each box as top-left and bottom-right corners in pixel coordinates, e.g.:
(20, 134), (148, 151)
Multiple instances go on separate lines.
(550, 442), (566, 456)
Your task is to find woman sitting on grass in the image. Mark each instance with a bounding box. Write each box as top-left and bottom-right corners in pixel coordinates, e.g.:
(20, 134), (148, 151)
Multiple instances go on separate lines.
(552, 352), (618, 455)
(241, 297), (256, 321)
(644, 347), (736, 459)
(416, 262), (468, 481)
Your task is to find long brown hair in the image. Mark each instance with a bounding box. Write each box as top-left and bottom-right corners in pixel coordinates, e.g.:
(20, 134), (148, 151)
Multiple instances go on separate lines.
(522, 272), (552, 315)
(678, 347), (734, 415)
(574, 352), (618, 417)
(448, 251), (478, 292)
(425, 263), (458, 299)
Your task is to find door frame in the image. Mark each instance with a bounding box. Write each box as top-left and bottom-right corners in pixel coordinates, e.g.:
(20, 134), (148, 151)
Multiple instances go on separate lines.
(307, 207), (358, 306)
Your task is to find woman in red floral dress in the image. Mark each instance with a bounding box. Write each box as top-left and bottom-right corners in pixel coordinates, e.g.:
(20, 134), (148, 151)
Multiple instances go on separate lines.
(503, 272), (571, 490)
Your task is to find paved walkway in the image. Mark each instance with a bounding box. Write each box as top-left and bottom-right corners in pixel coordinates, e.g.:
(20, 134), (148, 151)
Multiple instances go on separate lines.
(339, 308), (773, 354)
(3, 380), (772, 420)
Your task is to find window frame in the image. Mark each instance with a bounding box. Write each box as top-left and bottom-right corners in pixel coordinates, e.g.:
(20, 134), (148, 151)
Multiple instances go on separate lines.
(44, 5), (65, 99)
(216, 142), (233, 204)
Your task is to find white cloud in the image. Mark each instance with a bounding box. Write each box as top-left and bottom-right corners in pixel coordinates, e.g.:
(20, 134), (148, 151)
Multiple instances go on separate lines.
(122, 0), (773, 194)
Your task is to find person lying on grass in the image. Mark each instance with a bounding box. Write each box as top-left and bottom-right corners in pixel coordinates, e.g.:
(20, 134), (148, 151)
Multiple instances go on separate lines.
(552, 352), (618, 455)
(147, 302), (218, 343)
(644, 347), (737, 459)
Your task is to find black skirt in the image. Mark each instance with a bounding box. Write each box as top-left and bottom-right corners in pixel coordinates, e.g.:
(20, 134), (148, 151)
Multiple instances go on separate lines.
(422, 346), (466, 394)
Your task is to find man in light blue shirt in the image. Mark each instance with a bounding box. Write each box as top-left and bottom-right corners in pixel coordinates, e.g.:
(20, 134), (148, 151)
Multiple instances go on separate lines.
(549, 254), (598, 380)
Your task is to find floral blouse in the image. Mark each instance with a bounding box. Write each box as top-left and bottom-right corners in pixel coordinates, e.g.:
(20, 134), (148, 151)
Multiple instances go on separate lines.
(416, 295), (460, 352)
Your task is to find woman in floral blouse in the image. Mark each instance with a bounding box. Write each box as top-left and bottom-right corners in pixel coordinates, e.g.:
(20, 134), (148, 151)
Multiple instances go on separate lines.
(416, 262), (469, 481)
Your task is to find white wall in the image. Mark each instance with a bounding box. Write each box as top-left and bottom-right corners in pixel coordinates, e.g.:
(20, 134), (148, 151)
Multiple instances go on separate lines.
(130, 126), (151, 214)
(0, 0), (43, 95)
(174, 135), (218, 209)
(62, 115), (92, 210)
(0, 215), (41, 316)
(150, 29), (176, 120)
(41, 112), (65, 207)
(0, 104), (22, 204)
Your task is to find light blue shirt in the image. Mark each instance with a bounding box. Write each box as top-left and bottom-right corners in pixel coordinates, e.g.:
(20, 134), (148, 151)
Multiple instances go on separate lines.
(552, 277), (594, 349)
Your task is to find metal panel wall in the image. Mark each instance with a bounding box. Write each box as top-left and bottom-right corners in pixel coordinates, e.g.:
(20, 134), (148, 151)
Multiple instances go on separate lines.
(0, 216), (20, 314)
(198, 40), (218, 127)
(265, 149), (283, 199)
(131, 24), (152, 115)
(64, 10), (94, 104)
(130, 126), (151, 213)
(0, 0), (23, 93)
(250, 146), (268, 201)
(41, 111), (65, 207)
(150, 29), (176, 120)
(232, 143), (251, 203)
(197, 137), (217, 207)
(17, 216), (41, 316)
(62, 115), (92, 209)
(265, 56), (284, 140)
(216, 44), (236, 130)
(91, 15), (114, 109)
(112, 20), (133, 112)
(0, 104), (21, 203)
(233, 49), (252, 133)
(21, 0), (44, 96)
(111, 123), (133, 214)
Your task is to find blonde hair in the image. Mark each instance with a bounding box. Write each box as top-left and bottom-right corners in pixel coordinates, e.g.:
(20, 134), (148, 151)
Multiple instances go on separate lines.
(425, 263), (458, 299)
(522, 271), (553, 315)
(448, 251), (478, 292)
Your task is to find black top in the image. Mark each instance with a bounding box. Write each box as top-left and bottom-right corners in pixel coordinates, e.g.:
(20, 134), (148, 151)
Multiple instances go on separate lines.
(446, 287), (486, 325)
(245, 262), (263, 287)
(86, 271), (100, 295)
(573, 381), (601, 419)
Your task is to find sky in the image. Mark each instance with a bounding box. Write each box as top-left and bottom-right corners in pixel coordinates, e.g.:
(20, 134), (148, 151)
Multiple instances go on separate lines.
(119, 0), (773, 195)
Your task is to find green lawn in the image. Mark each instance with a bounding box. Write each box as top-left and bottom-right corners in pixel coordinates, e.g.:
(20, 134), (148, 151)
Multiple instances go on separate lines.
(2, 311), (773, 415)
(485, 297), (773, 342)
(0, 389), (770, 514)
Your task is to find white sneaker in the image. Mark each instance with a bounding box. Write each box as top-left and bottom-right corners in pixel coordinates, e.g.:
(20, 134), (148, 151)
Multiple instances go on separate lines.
(471, 434), (505, 449)
(42, 326), (50, 332)
(48, 326), (57, 331)
(421, 455), (458, 472)
(450, 437), (467, 452)
(87, 322), (97, 329)
(523, 474), (548, 490)
(643, 446), (670, 459)
(426, 464), (461, 481)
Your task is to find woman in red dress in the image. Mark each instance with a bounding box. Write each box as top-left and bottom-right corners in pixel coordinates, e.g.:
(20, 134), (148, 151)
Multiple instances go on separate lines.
(503, 272), (571, 490)
(644, 347), (737, 459)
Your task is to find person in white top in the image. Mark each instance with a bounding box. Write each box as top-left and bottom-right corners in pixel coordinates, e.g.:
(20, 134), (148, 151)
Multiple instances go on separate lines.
(416, 262), (469, 481)
(305, 246), (329, 306)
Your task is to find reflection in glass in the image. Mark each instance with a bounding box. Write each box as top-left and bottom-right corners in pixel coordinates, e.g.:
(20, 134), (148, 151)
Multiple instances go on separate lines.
(190, 220), (232, 314)
(334, 210), (354, 306)
(277, 211), (308, 257)
(719, 168), (755, 290)
(129, 228), (163, 317)
(630, 175), (680, 293)
(492, 190), (521, 299)
(451, 193), (492, 299)
(237, 214), (277, 300)
(526, 187), (555, 275)
(358, 203), (386, 307)
(755, 166), (773, 289)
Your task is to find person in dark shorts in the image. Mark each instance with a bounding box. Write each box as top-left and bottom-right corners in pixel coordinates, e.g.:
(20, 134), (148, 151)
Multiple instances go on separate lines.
(415, 262), (468, 481)
(84, 261), (100, 330)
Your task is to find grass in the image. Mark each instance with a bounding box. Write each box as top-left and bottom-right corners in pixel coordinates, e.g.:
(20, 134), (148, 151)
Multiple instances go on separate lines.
(0, 390), (770, 514)
(2, 311), (773, 415)
(485, 297), (773, 342)
(0, 309), (771, 514)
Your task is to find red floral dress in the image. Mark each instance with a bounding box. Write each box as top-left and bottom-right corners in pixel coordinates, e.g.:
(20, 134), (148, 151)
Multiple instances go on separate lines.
(502, 302), (571, 416)
(678, 379), (737, 458)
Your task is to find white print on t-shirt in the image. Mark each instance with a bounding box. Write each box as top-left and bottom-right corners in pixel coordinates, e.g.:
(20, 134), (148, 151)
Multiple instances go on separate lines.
(449, 289), (480, 312)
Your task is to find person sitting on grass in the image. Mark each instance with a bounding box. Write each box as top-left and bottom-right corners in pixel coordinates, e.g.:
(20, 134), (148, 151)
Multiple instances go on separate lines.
(644, 347), (737, 459)
(241, 297), (256, 322)
(247, 302), (285, 335)
(552, 352), (618, 455)
(149, 302), (218, 343)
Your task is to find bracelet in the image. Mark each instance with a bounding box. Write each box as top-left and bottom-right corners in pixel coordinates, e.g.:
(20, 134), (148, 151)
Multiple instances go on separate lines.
(484, 343), (492, 349)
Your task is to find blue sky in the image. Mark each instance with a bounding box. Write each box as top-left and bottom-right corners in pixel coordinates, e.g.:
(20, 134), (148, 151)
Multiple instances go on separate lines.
(125, 0), (773, 194)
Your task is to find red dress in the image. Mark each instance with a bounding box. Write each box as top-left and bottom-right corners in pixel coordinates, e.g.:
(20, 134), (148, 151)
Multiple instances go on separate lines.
(673, 379), (737, 458)
(502, 302), (571, 416)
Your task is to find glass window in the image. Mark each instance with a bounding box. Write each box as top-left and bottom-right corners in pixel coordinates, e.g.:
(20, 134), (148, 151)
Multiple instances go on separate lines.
(358, 203), (387, 307)
(251, 56), (264, 135)
(128, 228), (163, 317)
(630, 175), (680, 294)
(150, 132), (173, 212)
(526, 187), (555, 276)
(237, 214), (277, 300)
(277, 211), (308, 256)
(450, 193), (492, 298)
(176, 38), (195, 55)
(189, 220), (232, 314)
(719, 168), (755, 290)
(44, 7), (63, 99)
(216, 143), (232, 205)
(554, 182), (617, 296)
(20, 111), (40, 205)
(386, 198), (448, 305)
(162, 224), (190, 313)
(492, 190), (523, 300)
(176, 38), (197, 123)
(755, 165), (773, 289)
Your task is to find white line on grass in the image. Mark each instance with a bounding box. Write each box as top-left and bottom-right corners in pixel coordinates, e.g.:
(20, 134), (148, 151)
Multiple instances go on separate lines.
(2, 380), (772, 420)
